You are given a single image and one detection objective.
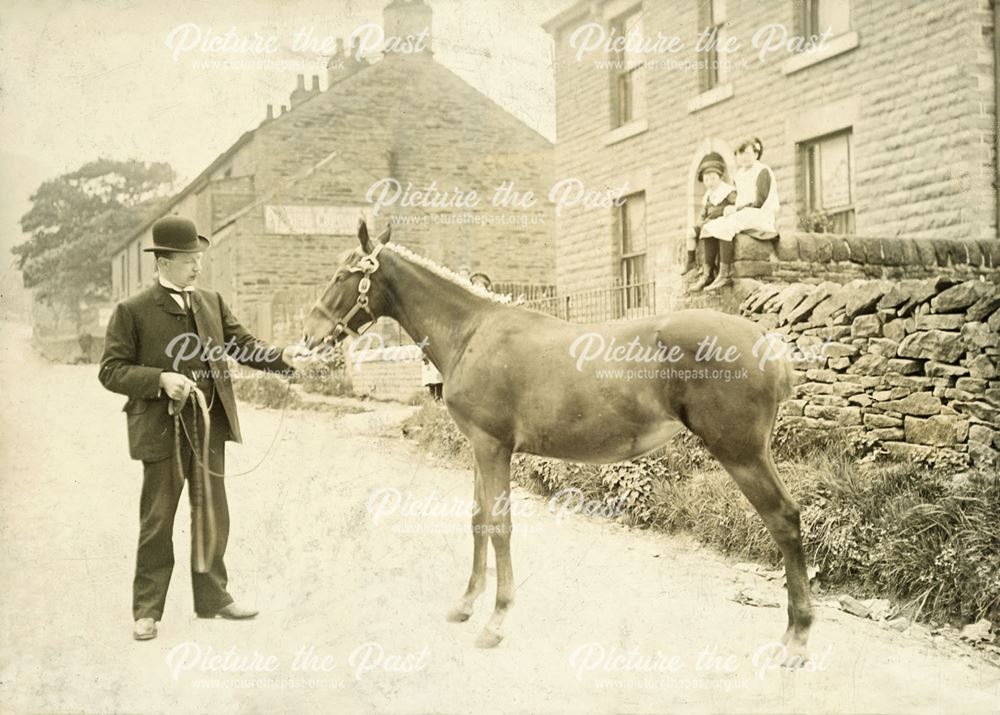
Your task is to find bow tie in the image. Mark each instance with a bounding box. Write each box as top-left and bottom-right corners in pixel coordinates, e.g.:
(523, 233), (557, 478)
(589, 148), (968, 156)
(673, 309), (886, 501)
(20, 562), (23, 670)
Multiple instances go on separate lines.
(163, 285), (194, 294)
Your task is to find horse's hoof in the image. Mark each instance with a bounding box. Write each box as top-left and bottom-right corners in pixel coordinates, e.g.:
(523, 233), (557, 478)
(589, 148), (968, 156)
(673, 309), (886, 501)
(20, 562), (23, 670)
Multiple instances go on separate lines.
(474, 627), (504, 649)
(779, 628), (811, 667)
(781, 644), (809, 668)
(446, 607), (472, 623)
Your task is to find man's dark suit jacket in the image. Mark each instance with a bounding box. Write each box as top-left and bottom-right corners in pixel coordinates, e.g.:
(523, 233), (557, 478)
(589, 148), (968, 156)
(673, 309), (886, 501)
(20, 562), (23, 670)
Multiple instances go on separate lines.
(99, 282), (290, 462)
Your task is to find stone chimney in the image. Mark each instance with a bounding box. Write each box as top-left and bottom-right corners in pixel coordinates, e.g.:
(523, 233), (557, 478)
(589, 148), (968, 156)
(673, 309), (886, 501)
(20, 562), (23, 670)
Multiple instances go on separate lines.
(290, 74), (309, 107)
(382, 0), (433, 58)
(261, 104), (274, 125)
(326, 36), (370, 88)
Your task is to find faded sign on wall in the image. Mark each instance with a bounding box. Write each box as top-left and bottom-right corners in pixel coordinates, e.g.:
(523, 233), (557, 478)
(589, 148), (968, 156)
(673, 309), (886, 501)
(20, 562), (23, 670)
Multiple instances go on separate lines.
(264, 205), (371, 235)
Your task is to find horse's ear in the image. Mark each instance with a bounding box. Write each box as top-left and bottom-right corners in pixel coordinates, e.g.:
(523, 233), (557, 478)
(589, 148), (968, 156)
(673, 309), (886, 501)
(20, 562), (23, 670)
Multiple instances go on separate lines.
(357, 219), (373, 253)
(375, 223), (392, 245)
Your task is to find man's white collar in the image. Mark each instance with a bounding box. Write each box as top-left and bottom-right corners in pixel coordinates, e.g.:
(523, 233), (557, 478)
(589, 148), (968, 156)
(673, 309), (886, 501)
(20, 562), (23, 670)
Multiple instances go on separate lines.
(159, 276), (194, 292)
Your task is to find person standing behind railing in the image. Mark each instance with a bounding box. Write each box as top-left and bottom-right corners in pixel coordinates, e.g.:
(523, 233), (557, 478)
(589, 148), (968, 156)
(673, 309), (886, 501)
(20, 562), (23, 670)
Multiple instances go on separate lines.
(469, 272), (492, 291)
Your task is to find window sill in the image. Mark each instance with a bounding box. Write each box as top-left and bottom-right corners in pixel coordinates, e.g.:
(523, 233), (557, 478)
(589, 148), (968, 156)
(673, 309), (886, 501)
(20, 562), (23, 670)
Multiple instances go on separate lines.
(781, 31), (860, 75)
(604, 118), (648, 146)
(686, 83), (734, 114)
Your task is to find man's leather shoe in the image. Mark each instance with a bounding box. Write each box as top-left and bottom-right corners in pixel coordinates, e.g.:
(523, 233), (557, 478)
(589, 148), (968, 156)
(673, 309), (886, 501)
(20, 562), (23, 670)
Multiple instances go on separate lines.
(133, 618), (157, 640)
(198, 602), (259, 620)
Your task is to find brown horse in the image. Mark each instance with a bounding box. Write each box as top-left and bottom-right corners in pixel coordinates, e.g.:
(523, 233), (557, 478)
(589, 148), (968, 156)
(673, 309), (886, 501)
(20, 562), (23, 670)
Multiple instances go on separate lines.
(303, 221), (813, 664)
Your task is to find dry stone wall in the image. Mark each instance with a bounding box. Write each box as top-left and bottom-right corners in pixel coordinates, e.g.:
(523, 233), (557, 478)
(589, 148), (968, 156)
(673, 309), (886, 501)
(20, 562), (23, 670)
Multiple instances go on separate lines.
(736, 276), (1000, 469)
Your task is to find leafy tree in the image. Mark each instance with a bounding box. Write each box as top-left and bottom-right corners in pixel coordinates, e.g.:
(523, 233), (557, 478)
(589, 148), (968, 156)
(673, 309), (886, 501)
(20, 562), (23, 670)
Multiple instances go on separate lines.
(14, 159), (175, 329)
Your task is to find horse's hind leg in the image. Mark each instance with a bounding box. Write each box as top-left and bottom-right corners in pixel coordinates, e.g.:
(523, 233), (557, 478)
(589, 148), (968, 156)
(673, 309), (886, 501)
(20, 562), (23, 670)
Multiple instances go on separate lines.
(710, 444), (814, 665)
(446, 462), (488, 623)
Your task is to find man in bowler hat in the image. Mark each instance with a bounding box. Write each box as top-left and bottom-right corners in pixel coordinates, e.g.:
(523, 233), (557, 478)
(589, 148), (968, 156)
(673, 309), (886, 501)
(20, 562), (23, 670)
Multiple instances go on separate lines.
(99, 216), (308, 641)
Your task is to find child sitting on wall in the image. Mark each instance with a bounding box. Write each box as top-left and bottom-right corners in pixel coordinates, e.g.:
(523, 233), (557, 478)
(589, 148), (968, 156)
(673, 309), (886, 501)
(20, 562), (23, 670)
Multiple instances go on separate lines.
(687, 157), (736, 292)
(699, 137), (780, 291)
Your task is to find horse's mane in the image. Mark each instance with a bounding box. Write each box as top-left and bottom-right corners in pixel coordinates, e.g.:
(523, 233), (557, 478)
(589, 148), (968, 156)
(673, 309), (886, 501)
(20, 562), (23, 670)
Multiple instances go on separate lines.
(383, 243), (514, 305)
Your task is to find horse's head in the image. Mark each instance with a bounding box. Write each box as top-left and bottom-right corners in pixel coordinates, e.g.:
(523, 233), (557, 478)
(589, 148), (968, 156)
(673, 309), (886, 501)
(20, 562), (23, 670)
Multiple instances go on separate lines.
(303, 219), (392, 348)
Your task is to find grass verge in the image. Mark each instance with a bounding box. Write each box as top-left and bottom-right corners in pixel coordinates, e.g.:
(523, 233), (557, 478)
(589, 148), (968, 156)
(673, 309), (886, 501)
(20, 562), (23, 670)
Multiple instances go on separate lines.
(400, 400), (1000, 627)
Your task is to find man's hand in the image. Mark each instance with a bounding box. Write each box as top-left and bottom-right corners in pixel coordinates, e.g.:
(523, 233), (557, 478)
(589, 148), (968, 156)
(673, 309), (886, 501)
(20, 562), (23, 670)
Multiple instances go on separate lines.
(282, 345), (312, 368)
(160, 372), (194, 401)
(723, 205), (736, 216)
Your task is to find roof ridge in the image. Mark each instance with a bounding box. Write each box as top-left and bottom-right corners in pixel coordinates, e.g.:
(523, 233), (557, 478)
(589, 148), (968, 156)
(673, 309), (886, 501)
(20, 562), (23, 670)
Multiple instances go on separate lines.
(420, 60), (553, 146)
(111, 62), (376, 255)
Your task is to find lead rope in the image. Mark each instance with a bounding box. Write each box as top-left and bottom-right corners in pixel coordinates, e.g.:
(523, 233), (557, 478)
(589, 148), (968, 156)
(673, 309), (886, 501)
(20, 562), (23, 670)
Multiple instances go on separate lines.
(170, 376), (293, 566)
(171, 386), (216, 573)
(177, 377), (294, 480)
(171, 375), (297, 573)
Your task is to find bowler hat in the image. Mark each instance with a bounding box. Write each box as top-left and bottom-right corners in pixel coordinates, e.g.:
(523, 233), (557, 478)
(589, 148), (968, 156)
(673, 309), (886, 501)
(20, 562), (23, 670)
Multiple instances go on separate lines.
(143, 216), (211, 253)
(697, 157), (727, 182)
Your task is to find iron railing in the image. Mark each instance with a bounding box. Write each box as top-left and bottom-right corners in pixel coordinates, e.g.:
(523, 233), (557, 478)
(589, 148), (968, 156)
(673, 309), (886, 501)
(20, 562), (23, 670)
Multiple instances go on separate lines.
(524, 282), (657, 323)
(492, 281), (557, 303)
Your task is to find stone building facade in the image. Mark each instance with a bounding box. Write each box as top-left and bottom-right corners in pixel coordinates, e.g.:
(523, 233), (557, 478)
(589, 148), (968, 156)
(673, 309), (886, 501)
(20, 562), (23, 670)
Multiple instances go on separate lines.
(111, 0), (554, 344)
(542, 0), (998, 312)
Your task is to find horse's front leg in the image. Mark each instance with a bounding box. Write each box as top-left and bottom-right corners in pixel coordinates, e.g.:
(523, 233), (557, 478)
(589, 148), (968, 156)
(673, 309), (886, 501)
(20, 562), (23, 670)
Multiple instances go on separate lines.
(469, 437), (514, 649)
(446, 463), (488, 623)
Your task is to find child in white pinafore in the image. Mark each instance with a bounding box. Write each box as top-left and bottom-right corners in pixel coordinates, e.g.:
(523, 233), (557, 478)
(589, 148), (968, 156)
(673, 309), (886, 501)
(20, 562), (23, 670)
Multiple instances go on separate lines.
(700, 137), (780, 291)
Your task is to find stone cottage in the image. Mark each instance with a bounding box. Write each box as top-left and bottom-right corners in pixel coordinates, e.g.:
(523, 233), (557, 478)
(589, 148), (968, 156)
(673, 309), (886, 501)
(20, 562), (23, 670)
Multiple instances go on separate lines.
(110, 0), (555, 347)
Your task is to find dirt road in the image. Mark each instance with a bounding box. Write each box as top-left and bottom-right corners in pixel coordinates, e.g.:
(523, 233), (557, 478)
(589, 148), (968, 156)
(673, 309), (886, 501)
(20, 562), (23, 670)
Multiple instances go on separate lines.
(1, 320), (998, 714)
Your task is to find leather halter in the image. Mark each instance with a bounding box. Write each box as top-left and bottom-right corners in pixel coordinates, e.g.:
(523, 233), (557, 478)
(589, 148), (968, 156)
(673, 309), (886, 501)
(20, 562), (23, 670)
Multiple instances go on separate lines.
(312, 242), (386, 341)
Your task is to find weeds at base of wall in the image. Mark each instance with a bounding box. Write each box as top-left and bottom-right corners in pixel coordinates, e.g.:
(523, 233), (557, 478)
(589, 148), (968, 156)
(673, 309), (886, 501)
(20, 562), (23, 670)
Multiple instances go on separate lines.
(233, 372), (302, 409)
(233, 372), (364, 416)
(400, 400), (1000, 627)
(296, 360), (353, 398)
(230, 342), (352, 407)
(401, 394), (475, 468)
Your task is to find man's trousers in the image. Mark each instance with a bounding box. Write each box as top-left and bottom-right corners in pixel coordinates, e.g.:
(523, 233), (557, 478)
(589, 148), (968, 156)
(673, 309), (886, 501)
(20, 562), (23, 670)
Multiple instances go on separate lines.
(132, 399), (234, 620)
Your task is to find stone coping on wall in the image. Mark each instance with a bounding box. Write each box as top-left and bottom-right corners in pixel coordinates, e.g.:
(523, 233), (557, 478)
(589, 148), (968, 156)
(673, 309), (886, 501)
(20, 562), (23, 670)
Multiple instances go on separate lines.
(701, 232), (1000, 284)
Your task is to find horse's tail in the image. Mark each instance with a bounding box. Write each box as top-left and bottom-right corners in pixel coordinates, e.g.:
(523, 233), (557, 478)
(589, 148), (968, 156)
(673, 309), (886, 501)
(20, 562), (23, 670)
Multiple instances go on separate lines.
(747, 319), (797, 404)
(776, 352), (796, 404)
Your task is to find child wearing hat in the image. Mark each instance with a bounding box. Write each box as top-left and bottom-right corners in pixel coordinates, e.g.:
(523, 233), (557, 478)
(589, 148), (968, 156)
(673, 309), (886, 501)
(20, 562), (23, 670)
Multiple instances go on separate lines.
(687, 157), (736, 292)
(699, 136), (780, 291)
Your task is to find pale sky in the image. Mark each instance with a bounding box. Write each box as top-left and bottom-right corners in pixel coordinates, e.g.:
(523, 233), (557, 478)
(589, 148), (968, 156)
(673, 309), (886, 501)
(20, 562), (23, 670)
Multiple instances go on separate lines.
(0, 0), (567, 263)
